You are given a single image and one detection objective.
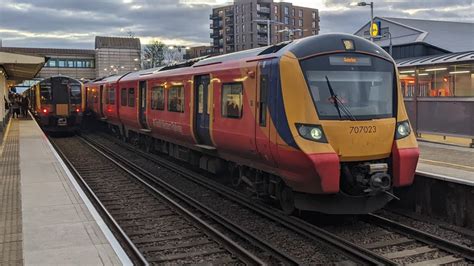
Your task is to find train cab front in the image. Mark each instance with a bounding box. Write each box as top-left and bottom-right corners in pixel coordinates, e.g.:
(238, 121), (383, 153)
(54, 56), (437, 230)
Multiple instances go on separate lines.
(279, 34), (419, 214)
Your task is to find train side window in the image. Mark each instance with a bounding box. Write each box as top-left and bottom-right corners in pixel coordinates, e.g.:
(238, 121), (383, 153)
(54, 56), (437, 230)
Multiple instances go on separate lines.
(259, 74), (268, 126)
(151, 86), (165, 110)
(168, 86), (184, 113)
(121, 88), (127, 106)
(109, 87), (115, 105)
(128, 88), (135, 107)
(221, 83), (243, 119)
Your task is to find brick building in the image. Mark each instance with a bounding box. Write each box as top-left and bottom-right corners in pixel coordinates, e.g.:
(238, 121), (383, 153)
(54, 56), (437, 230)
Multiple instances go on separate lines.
(210, 0), (320, 54)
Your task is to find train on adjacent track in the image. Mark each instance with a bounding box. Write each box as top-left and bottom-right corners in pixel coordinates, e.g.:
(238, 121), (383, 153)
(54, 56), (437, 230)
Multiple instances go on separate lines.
(24, 76), (84, 133)
(85, 33), (419, 214)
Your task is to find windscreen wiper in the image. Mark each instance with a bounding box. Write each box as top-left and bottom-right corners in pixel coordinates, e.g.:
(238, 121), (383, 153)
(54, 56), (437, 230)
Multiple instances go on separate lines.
(325, 76), (357, 121)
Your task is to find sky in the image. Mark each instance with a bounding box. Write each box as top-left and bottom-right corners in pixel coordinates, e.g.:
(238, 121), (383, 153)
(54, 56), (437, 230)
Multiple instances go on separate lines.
(0, 0), (472, 49)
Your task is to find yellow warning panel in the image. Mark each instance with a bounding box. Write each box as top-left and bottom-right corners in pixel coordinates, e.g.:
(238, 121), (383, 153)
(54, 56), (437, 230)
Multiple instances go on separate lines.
(56, 104), (69, 116)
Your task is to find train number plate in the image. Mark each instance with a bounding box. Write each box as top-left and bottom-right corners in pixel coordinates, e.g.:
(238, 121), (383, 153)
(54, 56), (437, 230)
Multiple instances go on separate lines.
(349, 126), (376, 134)
(57, 118), (67, 126)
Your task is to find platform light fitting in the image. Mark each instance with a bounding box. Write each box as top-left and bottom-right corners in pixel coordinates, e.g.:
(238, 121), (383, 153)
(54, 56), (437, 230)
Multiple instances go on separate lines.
(399, 70), (415, 74)
(425, 67), (447, 72)
(449, 70), (470, 74)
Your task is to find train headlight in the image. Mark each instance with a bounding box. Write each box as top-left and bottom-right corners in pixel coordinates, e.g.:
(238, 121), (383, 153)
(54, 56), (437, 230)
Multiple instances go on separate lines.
(395, 120), (411, 139)
(295, 124), (327, 143)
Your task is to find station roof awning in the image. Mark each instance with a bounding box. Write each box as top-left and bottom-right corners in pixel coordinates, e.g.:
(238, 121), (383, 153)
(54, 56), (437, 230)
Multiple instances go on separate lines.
(0, 51), (46, 82)
(396, 50), (474, 68)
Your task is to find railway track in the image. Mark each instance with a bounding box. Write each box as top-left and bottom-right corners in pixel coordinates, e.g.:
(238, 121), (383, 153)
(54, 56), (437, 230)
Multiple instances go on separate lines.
(81, 133), (406, 265)
(87, 131), (474, 265)
(361, 214), (474, 264)
(51, 136), (267, 265)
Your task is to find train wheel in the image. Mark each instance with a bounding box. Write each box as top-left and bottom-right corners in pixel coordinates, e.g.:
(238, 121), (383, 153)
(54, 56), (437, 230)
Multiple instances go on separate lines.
(280, 186), (295, 215)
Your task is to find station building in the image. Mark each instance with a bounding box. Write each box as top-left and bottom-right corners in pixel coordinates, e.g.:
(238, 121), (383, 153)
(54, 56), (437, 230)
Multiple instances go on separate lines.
(355, 17), (474, 144)
(0, 36), (141, 81)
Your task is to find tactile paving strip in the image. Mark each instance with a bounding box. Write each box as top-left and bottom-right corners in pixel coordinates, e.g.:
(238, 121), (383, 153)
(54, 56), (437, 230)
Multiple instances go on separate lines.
(0, 120), (22, 265)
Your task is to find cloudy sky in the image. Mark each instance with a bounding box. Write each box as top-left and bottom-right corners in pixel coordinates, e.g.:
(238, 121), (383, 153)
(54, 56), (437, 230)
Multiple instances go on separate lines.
(0, 0), (472, 49)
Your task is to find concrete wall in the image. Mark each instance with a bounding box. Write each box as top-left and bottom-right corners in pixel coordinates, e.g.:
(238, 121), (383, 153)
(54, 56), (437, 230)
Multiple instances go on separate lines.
(96, 48), (141, 78)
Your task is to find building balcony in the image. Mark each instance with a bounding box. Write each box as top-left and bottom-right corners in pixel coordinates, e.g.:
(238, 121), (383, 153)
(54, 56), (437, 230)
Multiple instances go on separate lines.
(225, 10), (234, 16)
(257, 6), (270, 13)
(209, 13), (221, 20)
(257, 28), (268, 35)
(225, 19), (234, 25)
(257, 37), (269, 45)
(210, 22), (223, 29)
(210, 32), (222, 38)
(256, 14), (270, 21)
(225, 27), (234, 35)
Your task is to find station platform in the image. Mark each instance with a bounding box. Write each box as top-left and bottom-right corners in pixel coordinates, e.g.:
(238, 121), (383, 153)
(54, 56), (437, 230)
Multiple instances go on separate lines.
(0, 117), (130, 265)
(417, 141), (474, 186)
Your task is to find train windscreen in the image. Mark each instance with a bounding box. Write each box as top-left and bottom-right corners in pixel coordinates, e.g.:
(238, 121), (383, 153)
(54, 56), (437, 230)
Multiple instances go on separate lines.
(300, 53), (395, 120)
(70, 84), (81, 104)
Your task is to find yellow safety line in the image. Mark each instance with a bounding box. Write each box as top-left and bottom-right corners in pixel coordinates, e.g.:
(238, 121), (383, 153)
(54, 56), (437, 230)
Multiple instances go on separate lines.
(419, 158), (474, 171)
(0, 117), (13, 156)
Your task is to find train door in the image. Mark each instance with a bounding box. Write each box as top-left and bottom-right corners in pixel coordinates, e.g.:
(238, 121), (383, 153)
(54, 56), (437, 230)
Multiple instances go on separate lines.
(99, 85), (105, 117)
(194, 75), (213, 146)
(138, 80), (148, 129)
(256, 60), (276, 166)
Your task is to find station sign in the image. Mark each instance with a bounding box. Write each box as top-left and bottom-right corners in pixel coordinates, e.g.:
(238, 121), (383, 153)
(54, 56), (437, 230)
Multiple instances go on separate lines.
(370, 20), (382, 37)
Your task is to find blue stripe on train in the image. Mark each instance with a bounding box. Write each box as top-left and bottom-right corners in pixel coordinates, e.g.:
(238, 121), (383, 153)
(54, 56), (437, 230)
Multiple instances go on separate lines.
(264, 58), (299, 150)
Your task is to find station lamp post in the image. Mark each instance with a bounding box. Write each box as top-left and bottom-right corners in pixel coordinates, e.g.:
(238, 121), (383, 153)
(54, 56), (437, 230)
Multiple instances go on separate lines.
(253, 19), (285, 46)
(357, 1), (374, 41)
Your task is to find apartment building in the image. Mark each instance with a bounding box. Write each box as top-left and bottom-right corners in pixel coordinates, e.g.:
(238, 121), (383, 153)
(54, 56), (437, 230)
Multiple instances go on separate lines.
(210, 0), (320, 54)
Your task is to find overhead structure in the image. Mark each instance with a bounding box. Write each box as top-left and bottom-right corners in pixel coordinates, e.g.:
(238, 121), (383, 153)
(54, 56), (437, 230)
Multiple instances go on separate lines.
(0, 51), (46, 130)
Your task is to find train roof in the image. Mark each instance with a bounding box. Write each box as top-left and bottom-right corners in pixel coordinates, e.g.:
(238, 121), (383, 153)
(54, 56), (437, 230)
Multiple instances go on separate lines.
(90, 33), (392, 85)
(38, 75), (82, 84)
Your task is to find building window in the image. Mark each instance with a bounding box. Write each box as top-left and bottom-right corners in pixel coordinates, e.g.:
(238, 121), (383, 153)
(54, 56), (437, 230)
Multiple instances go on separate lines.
(299, 9), (303, 17)
(236, 35), (240, 43)
(399, 63), (474, 97)
(242, 24), (245, 32)
(221, 83), (243, 118)
(274, 6), (278, 14)
(312, 11), (316, 19)
(292, 8), (295, 16)
(298, 31), (303, 37)
(168, 86), (184, 112)
(291, 18), (295, 26)
(312, 30), (316, 35)
(284, 17), (289, 24)
(275, 15), (278, 21)
(242, 34), (246, 43)
(67, 60), (74, 68)
(299, 19), (303, 27)
(151, 86), (164, 110)
(128, 88), (135, 107)
(58, 60), (66, 68)
(284, 6), (289, 15)
(236, 5), (239, 13)
(46, 59), (57, 67)
(121, 88), (127, 106)
(241, 15), (244, 23)
(312, 21), (316, 28)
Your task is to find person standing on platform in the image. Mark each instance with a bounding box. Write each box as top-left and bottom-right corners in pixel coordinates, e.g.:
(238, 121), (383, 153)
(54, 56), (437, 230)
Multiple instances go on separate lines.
(11, 96), (20, 119)
(21, 96), (29, 117)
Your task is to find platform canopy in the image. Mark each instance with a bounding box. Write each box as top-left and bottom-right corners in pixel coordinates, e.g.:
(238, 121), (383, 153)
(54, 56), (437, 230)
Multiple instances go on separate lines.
(0, 51), (46, 82)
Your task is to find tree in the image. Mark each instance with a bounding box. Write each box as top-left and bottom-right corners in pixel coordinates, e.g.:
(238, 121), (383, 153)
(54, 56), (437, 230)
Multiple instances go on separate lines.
(143, 40), (166, 69)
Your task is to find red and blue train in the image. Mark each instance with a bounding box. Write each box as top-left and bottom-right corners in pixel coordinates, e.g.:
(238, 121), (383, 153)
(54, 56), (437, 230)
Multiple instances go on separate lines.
(85, 33), (419, 214)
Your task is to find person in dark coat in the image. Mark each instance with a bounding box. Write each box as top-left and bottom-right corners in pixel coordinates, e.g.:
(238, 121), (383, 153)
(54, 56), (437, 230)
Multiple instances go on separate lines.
(21, 96), (29, 117)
